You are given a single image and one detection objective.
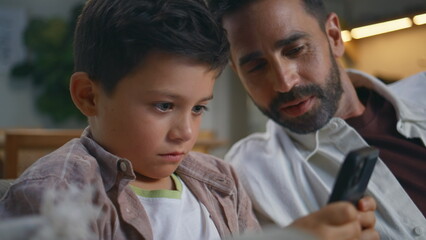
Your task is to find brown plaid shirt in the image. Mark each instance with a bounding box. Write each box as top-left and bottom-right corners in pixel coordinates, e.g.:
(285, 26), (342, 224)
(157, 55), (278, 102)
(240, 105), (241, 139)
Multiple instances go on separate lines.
(0, 128), (260, 239)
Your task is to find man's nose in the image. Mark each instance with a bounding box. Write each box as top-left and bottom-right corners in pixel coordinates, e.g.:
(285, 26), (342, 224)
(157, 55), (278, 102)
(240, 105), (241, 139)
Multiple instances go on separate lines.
(271, 59), (300, 93)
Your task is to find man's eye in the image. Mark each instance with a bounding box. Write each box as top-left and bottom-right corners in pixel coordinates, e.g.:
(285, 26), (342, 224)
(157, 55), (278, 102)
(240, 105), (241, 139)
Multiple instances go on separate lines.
(192, 105), (208, 115)
(247, 60), (266, 73)
(155, 102), (173, 112)
(285, 46), (304, 57)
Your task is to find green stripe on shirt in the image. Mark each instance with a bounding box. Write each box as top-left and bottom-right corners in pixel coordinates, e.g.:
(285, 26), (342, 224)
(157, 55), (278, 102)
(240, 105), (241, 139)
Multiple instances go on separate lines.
(130, 173), (183, 199)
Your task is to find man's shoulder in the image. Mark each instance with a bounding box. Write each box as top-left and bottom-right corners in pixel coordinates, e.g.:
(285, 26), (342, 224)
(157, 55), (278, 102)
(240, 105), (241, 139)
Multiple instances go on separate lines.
(225, 123), (282, 163)
(396, 71), (425, 82)
(387, 71), (426, 107)
(388, 71), (426, 91)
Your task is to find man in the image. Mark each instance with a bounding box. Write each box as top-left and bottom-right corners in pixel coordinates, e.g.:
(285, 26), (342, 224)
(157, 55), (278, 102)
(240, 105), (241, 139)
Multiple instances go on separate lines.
(209, 0), (426, 239)
(0, 0), (378, 240)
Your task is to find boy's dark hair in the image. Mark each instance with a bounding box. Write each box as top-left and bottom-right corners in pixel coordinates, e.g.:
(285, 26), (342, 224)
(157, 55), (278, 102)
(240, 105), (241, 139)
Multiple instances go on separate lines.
(209, 0), (328, 29)
(74, 0), (229, 95)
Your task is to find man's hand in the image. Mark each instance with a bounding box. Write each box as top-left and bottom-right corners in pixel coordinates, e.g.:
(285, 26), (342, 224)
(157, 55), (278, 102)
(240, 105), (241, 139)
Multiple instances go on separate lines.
(289, 197), (379, 240)
(357, 196), (378, 240)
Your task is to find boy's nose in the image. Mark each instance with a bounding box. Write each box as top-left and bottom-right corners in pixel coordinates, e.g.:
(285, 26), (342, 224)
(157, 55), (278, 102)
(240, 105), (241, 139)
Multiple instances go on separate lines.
(169, 116), (193, 143)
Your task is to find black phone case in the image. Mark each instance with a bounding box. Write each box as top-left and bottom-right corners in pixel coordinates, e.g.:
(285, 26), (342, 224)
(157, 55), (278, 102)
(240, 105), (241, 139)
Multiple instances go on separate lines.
(328, 147), (379, 205)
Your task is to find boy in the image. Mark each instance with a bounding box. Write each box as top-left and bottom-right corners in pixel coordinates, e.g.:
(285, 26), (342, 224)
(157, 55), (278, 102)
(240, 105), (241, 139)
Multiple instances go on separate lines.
(0, 0), (377, 239)
(1, 0), (257, 239)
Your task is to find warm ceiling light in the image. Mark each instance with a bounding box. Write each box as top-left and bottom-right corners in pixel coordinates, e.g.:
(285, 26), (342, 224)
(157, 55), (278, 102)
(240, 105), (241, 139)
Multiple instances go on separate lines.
(341, 30), (352, 42)
(413, 13), (426, 25)
(351, 17), (413, 39)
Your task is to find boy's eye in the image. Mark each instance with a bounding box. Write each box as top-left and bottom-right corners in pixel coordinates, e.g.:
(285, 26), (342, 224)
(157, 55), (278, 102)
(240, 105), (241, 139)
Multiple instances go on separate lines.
(192, 105), (208, 115)
(155, 102), (173, 112)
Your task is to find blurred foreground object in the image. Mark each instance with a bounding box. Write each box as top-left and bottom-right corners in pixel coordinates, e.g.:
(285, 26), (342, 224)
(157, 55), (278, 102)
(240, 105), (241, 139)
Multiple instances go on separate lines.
(0, 184), (100, 240)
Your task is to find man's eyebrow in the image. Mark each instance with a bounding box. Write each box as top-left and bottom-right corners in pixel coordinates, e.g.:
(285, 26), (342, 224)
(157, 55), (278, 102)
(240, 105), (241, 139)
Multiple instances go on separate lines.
(274, 32), (308, 49)
(239, 51), (262, 67)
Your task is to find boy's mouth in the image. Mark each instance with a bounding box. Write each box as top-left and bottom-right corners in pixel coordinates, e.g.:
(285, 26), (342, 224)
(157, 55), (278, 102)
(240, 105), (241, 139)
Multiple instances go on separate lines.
(158, 152), (185, 163)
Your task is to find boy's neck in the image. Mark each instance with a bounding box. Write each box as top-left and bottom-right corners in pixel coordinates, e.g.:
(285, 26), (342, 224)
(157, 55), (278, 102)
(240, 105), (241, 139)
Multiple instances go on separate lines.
(132, 173), (176, 191)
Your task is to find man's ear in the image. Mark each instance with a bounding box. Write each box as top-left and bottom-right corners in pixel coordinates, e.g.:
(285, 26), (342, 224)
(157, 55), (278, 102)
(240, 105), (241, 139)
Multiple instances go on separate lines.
(69, 72), (98, 117)
(325, 12), (345, 58)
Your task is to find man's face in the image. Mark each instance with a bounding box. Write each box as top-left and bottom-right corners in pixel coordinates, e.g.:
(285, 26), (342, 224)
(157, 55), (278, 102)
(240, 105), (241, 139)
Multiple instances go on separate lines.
(91, 51), (216, 182)
(223, 0), (343, 133)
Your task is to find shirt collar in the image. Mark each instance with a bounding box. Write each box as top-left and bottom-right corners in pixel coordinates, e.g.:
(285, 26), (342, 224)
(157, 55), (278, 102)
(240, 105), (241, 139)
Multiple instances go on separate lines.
(273, 118), (348, 159)
(79, 128), (233, 194)
(80, 127), (136, 191)
(347, 69), (405, 118)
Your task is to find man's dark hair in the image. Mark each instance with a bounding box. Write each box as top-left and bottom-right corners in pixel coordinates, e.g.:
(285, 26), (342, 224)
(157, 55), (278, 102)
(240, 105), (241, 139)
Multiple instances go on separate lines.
(74, 0), (229, 95)
(209, 0), (328, 29)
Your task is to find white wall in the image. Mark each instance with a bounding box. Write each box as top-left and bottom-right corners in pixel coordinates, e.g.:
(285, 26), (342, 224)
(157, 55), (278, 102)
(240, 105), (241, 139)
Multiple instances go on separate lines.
(202, 66), (234, 157)
(0, 0), (84, 129)
(0, 0), (83, 19)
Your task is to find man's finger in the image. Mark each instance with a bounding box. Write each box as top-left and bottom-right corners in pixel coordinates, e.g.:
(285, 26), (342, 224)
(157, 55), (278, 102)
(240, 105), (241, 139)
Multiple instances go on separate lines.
(357, 196), (377, 212)
(359, 211), (376, 229)
(323, 202), (359, 225)
(326, 221), (362, 240)
(360, 228), (380, 240)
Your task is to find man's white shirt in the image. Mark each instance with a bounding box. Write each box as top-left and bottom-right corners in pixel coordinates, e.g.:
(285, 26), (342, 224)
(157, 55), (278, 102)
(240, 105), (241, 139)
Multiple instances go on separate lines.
(225, 70), (426, 240)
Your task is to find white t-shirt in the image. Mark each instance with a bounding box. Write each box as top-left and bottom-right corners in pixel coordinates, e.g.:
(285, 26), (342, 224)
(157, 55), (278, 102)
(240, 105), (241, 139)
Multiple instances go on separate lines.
(130, 174), (221, 240)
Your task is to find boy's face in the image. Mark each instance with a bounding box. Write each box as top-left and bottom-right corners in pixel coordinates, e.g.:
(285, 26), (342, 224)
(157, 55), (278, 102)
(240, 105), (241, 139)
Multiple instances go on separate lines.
(90, 51), (216, 183)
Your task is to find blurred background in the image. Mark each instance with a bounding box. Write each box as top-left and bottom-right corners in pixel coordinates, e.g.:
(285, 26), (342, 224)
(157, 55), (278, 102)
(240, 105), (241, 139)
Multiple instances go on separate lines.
(0, 0), (425, 170)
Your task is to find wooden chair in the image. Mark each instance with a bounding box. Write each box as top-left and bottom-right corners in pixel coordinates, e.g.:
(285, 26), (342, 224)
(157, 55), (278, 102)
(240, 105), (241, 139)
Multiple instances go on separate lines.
(3, 129), (83, 178)
(0, 129), (5, 178)
(0, 179), (15, 198)
(193, 130), (227, 154)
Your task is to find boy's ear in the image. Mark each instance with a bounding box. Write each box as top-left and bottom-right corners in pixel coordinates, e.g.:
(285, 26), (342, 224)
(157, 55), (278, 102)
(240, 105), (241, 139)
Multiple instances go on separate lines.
(69, 72), (98, 117)
(325, 12), (345, 58)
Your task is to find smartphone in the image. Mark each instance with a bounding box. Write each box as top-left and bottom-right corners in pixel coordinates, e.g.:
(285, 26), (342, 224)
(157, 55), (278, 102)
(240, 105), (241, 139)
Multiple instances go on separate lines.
(328, 146), (379, 205)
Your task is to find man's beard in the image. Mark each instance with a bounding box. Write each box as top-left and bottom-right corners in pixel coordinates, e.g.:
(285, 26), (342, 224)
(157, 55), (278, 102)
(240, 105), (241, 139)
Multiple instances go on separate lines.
(256, 55), (343, 134)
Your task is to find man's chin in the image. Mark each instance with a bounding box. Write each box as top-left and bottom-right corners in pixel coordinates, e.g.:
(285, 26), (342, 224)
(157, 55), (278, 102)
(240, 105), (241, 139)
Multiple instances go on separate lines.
(258, 105), (331, 134)
(283, 125), (321, 134)
(274, 115), (332, 134)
